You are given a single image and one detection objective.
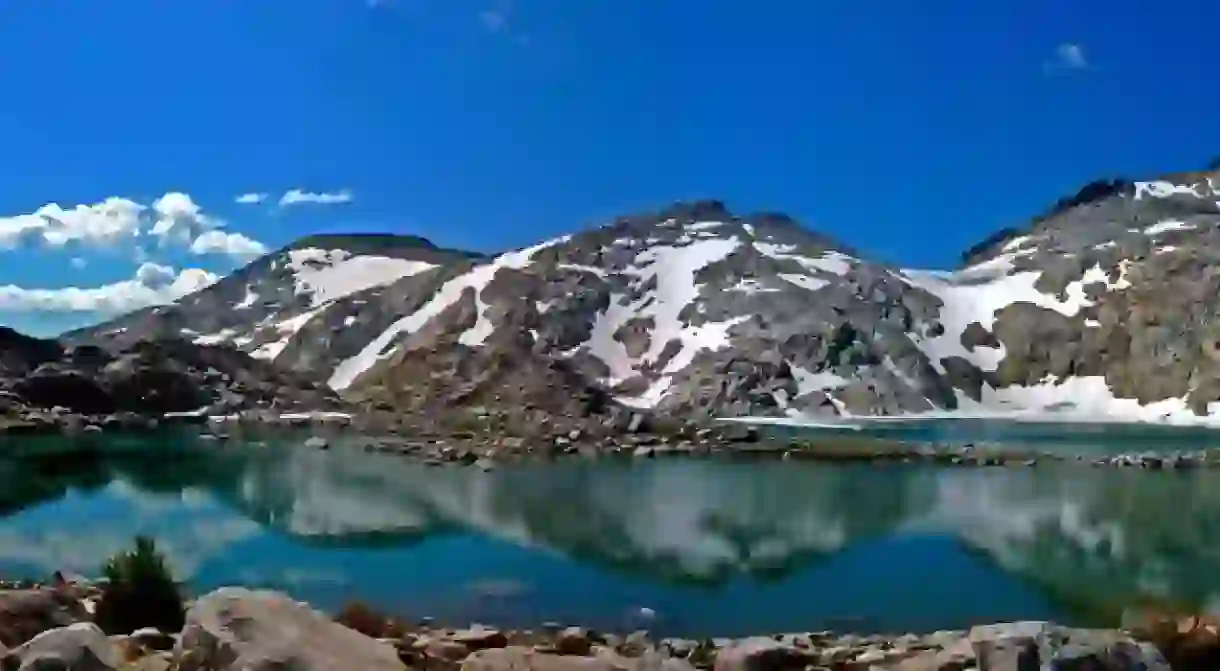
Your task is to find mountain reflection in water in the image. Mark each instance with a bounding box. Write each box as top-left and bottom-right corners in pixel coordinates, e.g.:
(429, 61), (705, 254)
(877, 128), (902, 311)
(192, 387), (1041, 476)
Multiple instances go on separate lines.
(1, 431), (1218, 636)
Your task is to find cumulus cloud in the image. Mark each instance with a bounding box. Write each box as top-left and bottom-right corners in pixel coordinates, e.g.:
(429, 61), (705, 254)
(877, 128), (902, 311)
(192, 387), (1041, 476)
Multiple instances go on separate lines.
(235, 192), (268, 204)
(148, 192), (222, 245)
(0, 191), (269, 264)
(190, 230), (269, 261)
(0, 262), (218, 315)
(0, 190), (276, 321)
(0, 197), (145, 249)
(278, 188), (353, 207)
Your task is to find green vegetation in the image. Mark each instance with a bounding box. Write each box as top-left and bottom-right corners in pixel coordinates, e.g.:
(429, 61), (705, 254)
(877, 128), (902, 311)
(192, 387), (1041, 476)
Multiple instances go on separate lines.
(94, 536), (186, 635)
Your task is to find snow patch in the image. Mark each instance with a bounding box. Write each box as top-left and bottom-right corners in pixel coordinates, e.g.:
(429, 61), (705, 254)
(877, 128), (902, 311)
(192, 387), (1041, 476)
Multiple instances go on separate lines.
(790, 366), (848, 397)
(1143, 219), (1194, 236)
(235, 287), (258, 309)
(194, 329), (239, 346)
(1135, 181), (1202, 200)
(287, 248), (436, 308)
(729, 279), (780, 294)
(754, 243), (853, 276)
(902, 261), (1129, 374)
(778, 273), (829, 292)
(250, 307), (324, 361)
(581, 237), (744, 404)
(327, 237), (569, 390)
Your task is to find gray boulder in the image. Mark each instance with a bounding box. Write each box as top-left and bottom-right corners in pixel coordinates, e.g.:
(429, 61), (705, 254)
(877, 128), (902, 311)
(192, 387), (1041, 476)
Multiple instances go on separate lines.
(0, 589), (90, 649)
(174, 587), (404, 671)
(1, 622), (119, 671)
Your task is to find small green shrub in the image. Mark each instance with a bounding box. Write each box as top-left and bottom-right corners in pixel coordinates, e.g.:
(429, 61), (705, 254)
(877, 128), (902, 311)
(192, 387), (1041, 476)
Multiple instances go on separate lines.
(94, 535), (186, 635)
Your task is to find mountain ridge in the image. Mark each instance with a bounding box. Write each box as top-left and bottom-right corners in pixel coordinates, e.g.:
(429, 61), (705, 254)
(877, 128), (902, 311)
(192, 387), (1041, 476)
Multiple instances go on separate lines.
(61, 164), (1220, 430)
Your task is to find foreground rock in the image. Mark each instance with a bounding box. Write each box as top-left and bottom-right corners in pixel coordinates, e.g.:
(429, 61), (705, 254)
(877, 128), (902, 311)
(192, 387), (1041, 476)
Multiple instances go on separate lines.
(0, 588), (90, 648)
(2, 622), (119, 671)
(175, 587), (403, 671)
(1, 584), (1213, 671)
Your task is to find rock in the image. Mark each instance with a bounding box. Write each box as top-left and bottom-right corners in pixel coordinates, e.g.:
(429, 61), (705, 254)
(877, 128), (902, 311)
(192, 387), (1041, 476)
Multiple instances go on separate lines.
(452, 625), (510, 651)
(618, 631), (652, 657)
(0, 589), (91, 648)
(426, 638), (474, 665)
(661, 639), (695, 658)
(713, 637), (813, 671)
(127, 627), (175, 652)
(464, 647), (616, 671)
(304, 436), (329, 449)
(973, 637), (1039, 671)
(174, 587), (404, 671)
(554, 627), (594, 656)
(123, 652), (173, 671)
(1, 622), (119, 671)
(628, 414), (646, 433)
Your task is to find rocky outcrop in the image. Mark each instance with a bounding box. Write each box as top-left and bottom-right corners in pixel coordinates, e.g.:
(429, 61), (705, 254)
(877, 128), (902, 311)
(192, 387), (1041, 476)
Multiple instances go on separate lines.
(61, 167), (1220, 428)
(175, 588), (404, 671)
(0, 584), (1190, 671)
(0, 589), (90, 648)
(0, 330), (341, 429)
(2, 622), (119, 671)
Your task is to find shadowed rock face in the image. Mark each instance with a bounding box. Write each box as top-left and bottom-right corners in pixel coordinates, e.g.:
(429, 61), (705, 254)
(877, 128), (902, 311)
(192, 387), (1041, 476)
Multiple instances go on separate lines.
(59, 171), (1220, 425)
(0, 329), (339, 419)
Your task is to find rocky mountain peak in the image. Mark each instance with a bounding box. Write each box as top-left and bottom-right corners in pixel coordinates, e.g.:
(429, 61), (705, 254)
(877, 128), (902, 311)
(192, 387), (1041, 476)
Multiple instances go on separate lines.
(61, 166), (1220, 429)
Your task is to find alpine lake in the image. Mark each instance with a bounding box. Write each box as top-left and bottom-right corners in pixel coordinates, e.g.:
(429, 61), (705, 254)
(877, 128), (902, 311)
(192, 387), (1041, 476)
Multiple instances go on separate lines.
(3, 420), (1220, 638)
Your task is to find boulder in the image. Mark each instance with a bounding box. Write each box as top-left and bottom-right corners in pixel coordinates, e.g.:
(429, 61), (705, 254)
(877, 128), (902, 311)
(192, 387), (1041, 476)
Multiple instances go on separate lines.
(1, 622), (119, 671)
(127, 627), (175, 652)
(964, 622), (1171, 671)
(0, 589), (91, 648)
(451, 625), (509, 651)
(712, 637), (814, 671)
(463, 647), (617, 671)
(174, 588), (404, 671)
(554, 627), (594, 656)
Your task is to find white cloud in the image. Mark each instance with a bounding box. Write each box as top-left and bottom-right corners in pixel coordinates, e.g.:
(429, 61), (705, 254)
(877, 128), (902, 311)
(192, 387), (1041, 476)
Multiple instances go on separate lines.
(278, 188), (353, 207)
(0, 262), (219, 315)
(235, 192), (268, 205)
(190, 230), (269, 261)
(149, 192), (221, 244)
(1048, 43), (1089, 71)
(0, 197), (145, 249)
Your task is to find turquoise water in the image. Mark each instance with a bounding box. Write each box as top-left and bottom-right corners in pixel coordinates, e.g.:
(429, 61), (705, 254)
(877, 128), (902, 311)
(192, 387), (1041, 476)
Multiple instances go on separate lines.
(2, 430), (1219, 636)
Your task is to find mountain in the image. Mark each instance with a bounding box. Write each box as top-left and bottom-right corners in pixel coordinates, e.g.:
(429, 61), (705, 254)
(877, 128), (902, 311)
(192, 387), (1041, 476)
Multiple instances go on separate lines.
(65, 167), (1220, 428)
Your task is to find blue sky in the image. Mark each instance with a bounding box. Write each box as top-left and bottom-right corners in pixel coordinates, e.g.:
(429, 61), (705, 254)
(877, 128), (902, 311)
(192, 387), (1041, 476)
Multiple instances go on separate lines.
(1, 0), (1217, 336)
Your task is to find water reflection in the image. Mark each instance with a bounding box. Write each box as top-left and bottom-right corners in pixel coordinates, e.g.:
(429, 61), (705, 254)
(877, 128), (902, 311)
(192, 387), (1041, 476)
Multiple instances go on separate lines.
(1, 432), (1219, 634)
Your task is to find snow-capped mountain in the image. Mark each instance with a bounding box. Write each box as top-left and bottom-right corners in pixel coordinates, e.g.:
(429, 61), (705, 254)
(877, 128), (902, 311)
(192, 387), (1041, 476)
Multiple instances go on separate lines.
(65, 167), (1220, 426)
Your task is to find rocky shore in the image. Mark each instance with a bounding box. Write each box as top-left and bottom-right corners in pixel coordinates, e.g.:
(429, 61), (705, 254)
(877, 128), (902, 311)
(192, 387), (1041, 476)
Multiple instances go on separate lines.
(4, 580), (1214, 671)
(196, 418), (1220, 472)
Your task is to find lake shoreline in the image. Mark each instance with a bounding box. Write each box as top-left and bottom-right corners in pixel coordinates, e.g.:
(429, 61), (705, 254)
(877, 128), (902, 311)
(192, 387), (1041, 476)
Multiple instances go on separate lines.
(1, 581), (1205, 670)
(11, 410), (1220, 471)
